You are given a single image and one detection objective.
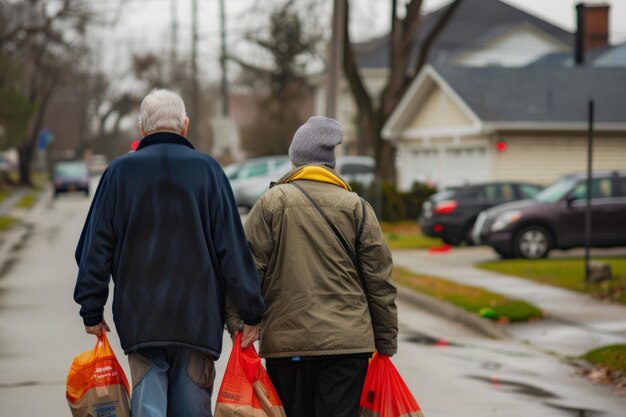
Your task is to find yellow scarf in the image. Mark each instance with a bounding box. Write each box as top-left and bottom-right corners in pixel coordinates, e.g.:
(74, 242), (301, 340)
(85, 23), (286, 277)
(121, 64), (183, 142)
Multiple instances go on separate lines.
(284, 166), (349, 190)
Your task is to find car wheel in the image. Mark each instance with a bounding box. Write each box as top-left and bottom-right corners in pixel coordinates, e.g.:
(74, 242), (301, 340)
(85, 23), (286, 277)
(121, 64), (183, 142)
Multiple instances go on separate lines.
(514, 226), (552, 259)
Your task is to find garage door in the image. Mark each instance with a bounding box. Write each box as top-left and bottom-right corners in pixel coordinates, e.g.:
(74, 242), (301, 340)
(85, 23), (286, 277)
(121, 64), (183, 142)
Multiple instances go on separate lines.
(398, 146), (490, 190)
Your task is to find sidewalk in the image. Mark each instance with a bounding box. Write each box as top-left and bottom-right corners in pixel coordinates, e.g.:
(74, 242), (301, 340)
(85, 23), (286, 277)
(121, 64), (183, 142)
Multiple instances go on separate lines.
(0, 188), (27, 215)
(393, 249), (626, 356)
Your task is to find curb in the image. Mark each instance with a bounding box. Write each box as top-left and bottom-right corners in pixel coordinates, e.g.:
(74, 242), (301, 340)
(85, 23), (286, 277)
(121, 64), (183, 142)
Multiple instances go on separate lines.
(396, 285), (509, 340)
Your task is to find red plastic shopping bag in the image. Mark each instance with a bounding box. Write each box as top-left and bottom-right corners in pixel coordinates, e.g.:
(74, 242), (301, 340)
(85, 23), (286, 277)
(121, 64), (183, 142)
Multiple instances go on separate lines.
(215, 333), (286, 417)
(360, 354), (425, 417)
(66, 332), (130, 417)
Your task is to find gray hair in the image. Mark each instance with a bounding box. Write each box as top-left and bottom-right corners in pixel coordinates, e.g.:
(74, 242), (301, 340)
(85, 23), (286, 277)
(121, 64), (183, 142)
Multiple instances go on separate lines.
(138, 89), (187, 134)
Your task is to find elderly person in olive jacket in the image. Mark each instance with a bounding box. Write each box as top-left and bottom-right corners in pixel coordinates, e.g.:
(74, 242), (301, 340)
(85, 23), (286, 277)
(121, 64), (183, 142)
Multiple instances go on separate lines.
(229, 116), (398, 417)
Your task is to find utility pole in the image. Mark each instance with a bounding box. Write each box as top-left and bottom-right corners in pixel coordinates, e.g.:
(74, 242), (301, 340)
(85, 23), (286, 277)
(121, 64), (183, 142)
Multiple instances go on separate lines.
(325, 0), (346, 119)
(219, 0), (229, 116)
(584, 100), (594, 283)
(190, 0), (200, 141)
(170, 0), (178, 81)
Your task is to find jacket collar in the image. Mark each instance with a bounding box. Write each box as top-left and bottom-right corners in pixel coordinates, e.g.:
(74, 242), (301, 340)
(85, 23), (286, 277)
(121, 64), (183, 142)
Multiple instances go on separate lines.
(136, 131), (195, 151)
(278, 164), (351, 191)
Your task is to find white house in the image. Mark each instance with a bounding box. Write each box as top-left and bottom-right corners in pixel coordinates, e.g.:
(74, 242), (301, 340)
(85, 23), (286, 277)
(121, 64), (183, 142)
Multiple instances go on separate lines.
(382, 65), (626, 190)
(314, 0), (575, 152)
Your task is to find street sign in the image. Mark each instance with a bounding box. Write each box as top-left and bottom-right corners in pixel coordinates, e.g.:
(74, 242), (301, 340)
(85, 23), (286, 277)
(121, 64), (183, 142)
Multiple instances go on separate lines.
(38, 129), (54, 150)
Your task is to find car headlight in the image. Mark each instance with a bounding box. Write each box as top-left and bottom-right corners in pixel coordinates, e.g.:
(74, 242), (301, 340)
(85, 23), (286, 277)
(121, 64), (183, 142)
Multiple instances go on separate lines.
(490, 211), (522, 232)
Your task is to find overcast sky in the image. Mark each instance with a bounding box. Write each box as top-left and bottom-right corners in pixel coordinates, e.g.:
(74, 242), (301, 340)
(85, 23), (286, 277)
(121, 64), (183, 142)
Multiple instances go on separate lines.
(91, 0), (626, 82)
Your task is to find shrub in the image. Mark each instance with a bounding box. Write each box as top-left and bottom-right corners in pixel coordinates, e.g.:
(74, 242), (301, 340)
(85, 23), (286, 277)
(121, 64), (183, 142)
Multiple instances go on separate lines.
(350, 180), (437, 222)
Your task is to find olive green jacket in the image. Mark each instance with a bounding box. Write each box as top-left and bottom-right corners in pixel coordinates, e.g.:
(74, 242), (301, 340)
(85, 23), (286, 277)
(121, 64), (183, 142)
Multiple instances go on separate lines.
(228, 165), (397, 359)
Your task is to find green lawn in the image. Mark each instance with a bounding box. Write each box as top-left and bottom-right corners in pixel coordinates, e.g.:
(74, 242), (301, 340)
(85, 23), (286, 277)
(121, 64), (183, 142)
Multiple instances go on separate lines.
(0, 215), (19, 231)
(16, 192), (38, 209)
(393, 267), (542, 322)
(583, 345), (626, 372)
(477, 258), (626, 303)
(381, 222), (443, 249)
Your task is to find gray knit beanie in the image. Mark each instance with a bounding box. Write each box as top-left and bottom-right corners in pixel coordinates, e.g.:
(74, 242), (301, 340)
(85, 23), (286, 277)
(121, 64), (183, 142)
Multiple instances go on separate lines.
(289, 116), (343, 169)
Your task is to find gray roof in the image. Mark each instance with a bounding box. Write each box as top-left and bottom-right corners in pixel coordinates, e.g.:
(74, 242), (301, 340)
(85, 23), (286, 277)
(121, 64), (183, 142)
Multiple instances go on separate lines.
(526, 43), (623, 68)
(435, 66), (626, 123)
(355, 0), (573, 69)
(594, 42), (626, 67)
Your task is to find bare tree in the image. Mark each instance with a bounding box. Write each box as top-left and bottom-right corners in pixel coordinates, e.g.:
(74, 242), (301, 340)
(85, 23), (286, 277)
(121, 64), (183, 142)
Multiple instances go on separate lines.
(1, 0), (93, 185)
(343, 0), (463, 180)
(231, 0), (322, 156)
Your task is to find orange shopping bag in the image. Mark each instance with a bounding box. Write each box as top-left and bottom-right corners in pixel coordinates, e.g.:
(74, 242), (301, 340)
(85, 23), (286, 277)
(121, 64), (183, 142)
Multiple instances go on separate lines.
(359, 354), (424, 417)
(66, 332), (130, 417)
(215, 333), (286, 417)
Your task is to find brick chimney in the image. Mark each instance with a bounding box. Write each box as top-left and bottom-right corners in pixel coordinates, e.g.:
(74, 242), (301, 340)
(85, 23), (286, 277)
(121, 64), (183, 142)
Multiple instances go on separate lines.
(575, 3), (610, 64)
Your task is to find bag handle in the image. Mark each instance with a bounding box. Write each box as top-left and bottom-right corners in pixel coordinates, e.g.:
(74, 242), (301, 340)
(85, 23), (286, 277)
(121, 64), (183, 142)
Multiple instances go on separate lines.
(291, 182), (368, 293)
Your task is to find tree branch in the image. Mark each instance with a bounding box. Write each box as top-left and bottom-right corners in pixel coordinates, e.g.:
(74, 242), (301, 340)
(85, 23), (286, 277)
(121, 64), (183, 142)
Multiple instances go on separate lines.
(342, 1), (373, 118)
(412, 0), (463, 83)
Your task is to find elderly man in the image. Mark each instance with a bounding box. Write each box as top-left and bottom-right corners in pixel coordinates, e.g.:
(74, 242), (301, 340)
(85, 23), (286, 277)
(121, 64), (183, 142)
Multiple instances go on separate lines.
(235, 116), (398, 417)
(74, 89), (264, 417)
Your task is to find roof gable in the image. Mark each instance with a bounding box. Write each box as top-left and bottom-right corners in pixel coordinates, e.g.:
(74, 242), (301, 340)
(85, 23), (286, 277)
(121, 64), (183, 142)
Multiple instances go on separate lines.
(452, 22), (569, 67)
(355, 0), (573, 69)
(382, 66), (481, 139)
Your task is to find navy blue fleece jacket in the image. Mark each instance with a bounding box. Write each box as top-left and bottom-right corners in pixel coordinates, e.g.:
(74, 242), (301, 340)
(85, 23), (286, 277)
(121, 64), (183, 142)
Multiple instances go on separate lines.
(74, 132), (264, 358)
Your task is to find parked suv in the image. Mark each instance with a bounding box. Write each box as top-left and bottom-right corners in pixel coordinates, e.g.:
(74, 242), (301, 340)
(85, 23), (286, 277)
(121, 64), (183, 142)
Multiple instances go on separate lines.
(420, 182), (542, 245)
(225, 156), (290, 209)
(226, 156), (375, 210)
(473, 171), (626, 259)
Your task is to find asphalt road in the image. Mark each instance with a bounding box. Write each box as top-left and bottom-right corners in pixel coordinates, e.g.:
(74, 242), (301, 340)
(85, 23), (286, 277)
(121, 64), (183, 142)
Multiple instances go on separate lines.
(0, 180), (624, 416)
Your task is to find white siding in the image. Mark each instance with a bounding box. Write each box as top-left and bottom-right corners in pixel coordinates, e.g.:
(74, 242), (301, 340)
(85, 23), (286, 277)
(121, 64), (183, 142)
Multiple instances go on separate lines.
(407, 86), (473, 130)
(492, 135), (626, 185)
(454, 26), (567, 67)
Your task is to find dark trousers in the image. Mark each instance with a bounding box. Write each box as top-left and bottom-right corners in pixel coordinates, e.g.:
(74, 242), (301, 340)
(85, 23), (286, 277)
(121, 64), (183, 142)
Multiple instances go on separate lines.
(266, 356), (369, 417)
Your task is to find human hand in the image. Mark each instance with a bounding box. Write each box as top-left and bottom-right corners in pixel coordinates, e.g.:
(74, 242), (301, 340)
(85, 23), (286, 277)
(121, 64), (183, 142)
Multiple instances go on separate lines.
(85, 320), (110, 336)
(240, 324), (260, 348)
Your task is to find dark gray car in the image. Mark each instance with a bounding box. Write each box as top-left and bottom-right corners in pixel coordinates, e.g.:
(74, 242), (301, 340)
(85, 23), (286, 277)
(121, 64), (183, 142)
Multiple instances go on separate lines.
(474, 171), (626, 259)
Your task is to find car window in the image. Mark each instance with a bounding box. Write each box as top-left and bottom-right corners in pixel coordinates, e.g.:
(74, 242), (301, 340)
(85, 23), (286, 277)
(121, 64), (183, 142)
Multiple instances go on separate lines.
(571, 178), (613, 200)
(340, 163), (373, 175)
(534, 177), (578, 203)
(500, 184), (516, 201)
(482, 185), (499, 200)
(457, 186), (480, 199)
(519, 184), (541, 199)
(55, 163), (88, 177)
(240, 163), (268, 179)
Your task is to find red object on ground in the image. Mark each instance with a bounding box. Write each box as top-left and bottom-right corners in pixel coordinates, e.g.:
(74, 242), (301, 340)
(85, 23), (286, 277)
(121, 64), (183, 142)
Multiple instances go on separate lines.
(435, 339), (449, 347)
(433, 200), (458, 215)
(428, 244), (452, 254)
(131, 140), (140, 151)
(360, 354), (425, 417)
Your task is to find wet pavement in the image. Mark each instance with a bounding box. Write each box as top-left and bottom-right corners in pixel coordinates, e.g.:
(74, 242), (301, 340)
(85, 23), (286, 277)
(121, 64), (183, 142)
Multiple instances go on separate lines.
(393, 248), (626, 356)
(0, 182), (625, 415)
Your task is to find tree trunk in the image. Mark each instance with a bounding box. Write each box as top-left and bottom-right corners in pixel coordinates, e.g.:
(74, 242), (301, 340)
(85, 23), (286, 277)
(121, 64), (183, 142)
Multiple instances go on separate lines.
(19, 81), (55, 186)
(18, 144), (33, 186)
(342, 0), (463, 183)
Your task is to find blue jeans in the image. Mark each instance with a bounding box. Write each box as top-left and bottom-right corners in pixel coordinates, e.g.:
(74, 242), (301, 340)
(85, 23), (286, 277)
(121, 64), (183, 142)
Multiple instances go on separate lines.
(128, 347), (215, 417)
